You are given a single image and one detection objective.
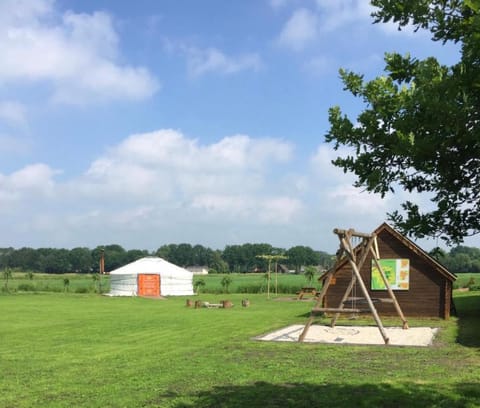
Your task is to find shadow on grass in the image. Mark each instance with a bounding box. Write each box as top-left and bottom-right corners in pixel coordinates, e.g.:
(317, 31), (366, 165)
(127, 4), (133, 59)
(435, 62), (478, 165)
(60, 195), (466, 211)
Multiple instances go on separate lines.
(454, 292), (480, 347)
(163, 381), (480, 408)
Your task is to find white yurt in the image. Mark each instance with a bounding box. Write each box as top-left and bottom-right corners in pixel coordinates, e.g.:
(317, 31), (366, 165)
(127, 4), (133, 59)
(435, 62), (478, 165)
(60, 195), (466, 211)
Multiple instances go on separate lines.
(108, 257), (194, 297)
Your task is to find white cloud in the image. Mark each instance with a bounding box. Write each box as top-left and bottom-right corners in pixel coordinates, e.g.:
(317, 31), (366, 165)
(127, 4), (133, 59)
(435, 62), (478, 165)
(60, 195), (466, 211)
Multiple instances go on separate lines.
(314, 0), (372, 32)
(328, 184), (388, 215)
(0, 163), (58, 210)
(182, 46), (262, 78)
(0, 0), (159, 104)
(270, 0), (289, 10)
(0, 134), (31, 155)
(314, 0), (424, 37)
(310, 144), (354, 185)
(78, 129), (295, 219)
(308, 144), (390, 231)
(191, 194), (302, 224)
(259, 197), (303, 223)
(277, 8), (318, 51)
(276, 2), (373, 51)
(0, 101), (27, 127)
(104, 130), (292, 172)
(304, 55), (335, 76)
(111, 205), (156, 226)
(0, 129), (303, 248)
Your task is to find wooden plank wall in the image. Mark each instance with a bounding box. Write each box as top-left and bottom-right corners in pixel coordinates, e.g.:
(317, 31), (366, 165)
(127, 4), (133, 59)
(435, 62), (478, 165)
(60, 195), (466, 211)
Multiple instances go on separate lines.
(325, 229), (451, 319)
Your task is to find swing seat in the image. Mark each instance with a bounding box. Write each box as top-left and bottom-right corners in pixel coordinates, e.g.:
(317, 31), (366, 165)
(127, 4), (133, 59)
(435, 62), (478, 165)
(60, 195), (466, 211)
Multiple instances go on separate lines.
(344, 297), (394, 304)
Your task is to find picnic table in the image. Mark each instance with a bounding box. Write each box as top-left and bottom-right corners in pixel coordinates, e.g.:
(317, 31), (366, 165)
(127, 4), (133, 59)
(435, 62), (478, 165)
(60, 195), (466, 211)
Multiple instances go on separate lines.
(296, 287), (318, 299)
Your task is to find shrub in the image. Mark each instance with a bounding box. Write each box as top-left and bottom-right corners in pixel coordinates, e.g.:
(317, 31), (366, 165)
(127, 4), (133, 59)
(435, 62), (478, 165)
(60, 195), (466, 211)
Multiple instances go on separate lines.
(220, 276), (233, 293)
(17, 283), (36, 292)
(75, 287), (89, 294)
(236, 285), (262, 294)
(50, 286), (62, 293)
(235, 283), (304, 295)
(276, 283), (304, 294)
(304, 266), (317, 285)
(3, 268), (13, 292)
(194, 279), (206, 294)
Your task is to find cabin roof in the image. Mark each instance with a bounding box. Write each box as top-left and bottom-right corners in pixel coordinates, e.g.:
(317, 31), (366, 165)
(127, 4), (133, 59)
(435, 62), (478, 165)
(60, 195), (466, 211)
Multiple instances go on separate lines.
(319, 222), (456, 282)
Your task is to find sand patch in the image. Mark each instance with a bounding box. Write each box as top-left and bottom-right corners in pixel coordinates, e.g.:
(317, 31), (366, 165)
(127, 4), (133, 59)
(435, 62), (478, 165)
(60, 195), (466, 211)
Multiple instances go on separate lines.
(256, 324), (438, 346)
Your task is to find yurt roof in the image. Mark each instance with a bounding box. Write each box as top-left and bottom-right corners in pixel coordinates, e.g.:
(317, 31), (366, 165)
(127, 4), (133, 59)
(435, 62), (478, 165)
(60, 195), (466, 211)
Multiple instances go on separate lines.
(109, 257), (192, 277)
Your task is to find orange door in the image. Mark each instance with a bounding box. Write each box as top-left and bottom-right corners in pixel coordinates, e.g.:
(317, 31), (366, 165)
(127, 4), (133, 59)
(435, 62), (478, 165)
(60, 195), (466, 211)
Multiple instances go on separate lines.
(138, 274), (160, 296)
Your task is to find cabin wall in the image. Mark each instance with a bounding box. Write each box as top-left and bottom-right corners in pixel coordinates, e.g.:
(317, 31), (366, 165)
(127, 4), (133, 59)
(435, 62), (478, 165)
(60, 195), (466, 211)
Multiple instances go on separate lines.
(325, 230), (451, 318)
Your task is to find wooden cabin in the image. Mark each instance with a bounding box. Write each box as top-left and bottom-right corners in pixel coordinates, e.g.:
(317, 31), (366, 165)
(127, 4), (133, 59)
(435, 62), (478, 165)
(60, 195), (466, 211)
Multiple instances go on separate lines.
(320, 223), (456, 319)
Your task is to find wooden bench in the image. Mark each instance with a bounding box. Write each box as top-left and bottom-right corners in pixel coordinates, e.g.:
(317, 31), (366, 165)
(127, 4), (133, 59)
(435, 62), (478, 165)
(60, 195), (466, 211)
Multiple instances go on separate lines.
(297, 287), (318, 299)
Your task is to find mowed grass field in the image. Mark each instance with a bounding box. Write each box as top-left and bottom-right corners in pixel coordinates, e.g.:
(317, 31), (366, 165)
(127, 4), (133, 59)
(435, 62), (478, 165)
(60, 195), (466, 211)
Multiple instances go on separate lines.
(1, 289), (479, 407)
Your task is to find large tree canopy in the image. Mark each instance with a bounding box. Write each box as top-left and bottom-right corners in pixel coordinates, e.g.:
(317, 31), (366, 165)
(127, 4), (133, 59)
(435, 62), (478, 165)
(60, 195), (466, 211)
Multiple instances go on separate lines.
(326, 0), (480, 245)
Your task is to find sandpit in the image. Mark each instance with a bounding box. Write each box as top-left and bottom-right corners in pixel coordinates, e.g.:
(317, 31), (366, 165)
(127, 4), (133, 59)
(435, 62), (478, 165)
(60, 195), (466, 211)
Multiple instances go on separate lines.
(256, 324), (438, 346)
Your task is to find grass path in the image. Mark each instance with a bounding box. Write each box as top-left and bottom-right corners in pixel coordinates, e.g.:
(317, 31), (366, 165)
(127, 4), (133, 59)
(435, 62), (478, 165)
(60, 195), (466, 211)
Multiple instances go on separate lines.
(1, 292), (479, 407)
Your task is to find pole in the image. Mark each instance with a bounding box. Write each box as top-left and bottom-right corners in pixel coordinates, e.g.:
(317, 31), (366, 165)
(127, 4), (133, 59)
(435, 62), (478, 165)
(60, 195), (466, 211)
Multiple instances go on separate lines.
(267, 258), (271, 299)
(256, 254), (288, 300)
(275, 261), (278, 295)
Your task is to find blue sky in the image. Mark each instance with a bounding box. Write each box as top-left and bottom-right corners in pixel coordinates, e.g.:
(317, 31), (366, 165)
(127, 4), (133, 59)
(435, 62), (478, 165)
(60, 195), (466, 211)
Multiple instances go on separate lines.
(0, 0), (473, 253)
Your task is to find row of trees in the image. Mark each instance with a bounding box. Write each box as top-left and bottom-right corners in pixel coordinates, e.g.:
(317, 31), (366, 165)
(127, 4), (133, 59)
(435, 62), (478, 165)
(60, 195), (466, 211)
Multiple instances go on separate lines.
(1, 241), (478, 275)
(0, 245), (149, 274)
(431, 246), (480, 274)
(0, 243), (334, 274)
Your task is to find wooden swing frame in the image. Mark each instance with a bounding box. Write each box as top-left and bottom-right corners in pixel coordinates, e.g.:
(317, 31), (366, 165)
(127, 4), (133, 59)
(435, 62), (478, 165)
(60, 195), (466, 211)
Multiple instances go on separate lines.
(298, 228), (408, 344)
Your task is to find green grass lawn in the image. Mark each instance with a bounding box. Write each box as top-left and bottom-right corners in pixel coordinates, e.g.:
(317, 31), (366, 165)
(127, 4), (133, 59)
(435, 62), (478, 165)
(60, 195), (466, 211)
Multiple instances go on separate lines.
(1, 290), (479, 407)
(454, 273), (480, 288)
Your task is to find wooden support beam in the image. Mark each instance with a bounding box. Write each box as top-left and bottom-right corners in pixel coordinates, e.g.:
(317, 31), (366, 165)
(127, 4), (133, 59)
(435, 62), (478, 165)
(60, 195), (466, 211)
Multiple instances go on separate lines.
(340, 236), (390, 344)
(298, 271), (335, 342)
(313, 307), (368, 313)
(344, 297), (394, 304)
(333, 228), (373, 239)
(370, 248), (409, 329)
(300, 226), (409, 344)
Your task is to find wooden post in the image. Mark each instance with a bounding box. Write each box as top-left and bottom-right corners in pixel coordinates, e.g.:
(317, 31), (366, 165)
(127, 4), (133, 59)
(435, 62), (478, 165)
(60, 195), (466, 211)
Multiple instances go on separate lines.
(333, 228), (373, 239)
(275, 261), (278, 295)
(373, 236), (380, 259)
(299, 227), (408, 344)
(100, 248), (105, 274)
(298, 272), (334, 342)
(370, 250), (409, 329)
(340, 236), (390, 344)
(267, 258), (271, 299)
(331, 235), (375, 327)
(221, 300), (233, 308)
(256, 254), (288, 299)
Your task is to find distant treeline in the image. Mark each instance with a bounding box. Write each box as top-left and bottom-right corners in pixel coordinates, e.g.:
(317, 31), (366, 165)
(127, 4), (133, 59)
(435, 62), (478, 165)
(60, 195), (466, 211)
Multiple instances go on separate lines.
(1, 243), (478, 275)
(0, 243), (334, 274)
(430, 246), (480, 274)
